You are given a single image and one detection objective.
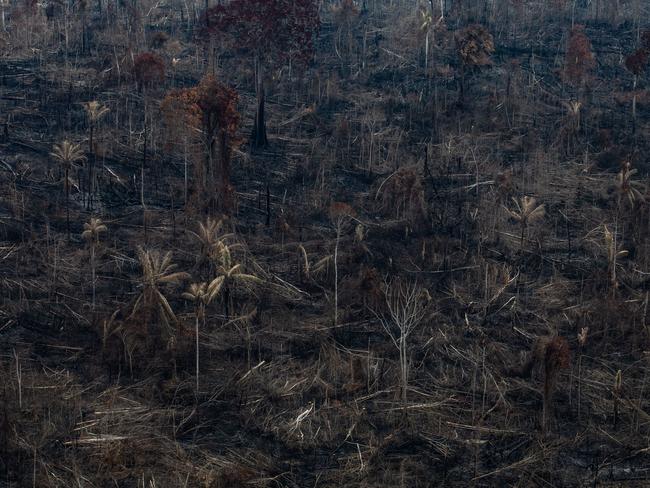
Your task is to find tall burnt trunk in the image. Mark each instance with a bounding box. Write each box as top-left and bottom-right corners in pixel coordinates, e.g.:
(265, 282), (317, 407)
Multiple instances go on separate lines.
(252, 58), (268, 148)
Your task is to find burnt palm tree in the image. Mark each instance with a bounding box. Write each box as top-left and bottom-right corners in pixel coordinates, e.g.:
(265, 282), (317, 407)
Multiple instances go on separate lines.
(505, 196), (545, 250)
(81, 217), (107, 309)
(183, 281), (223, 394)
(615, 162), (644, 210)
(189, 217), (231, 276)
(84, 101), (109, 208)
(50, 141), (86, 240)
(130, 247), (189, 340)
(210, 240), (260, 318)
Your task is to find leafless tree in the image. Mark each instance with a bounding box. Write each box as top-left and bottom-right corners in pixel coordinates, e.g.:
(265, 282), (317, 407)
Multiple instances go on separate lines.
(376, 279), (430, 405)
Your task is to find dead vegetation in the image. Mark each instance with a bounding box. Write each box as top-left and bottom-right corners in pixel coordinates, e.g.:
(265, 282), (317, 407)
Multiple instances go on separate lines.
(2, 0), (650, 486)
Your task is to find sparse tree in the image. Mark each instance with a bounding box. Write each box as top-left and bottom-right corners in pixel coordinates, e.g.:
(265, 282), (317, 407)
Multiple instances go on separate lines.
(376, 280), (430, 405)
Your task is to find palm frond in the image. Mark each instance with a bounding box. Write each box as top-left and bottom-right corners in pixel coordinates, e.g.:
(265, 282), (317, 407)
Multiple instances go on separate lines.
(207, 275), (225, 301)
(84, 101), (110, 122)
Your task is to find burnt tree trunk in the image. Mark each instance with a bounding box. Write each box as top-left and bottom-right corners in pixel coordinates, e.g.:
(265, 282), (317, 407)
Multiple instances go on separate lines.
(252, 58), (268, 148)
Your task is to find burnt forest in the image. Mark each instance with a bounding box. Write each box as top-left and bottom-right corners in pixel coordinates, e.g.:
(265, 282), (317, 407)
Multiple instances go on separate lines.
(2, 0), (650, 486)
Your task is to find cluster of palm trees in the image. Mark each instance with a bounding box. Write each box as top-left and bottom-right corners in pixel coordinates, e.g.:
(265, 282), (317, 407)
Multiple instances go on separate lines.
(75, 214), (262, 392)
(52, 99), (261, 393)
(50, 101), (109, 238)
(126, 217), (261, 393)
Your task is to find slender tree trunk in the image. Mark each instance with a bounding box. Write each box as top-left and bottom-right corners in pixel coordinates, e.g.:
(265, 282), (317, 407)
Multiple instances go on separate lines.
(252, 57), (268, 148)
(334, 223), (340, 326)
(195, 308), (202, 394)
(183, 137), (188, 205)
(219, 130), (232, 212)
(142, 105), (148, 241)
(91, 244), (96, 309)
(88, 122), (94, 210)
(632, 75), (638, 134)
(265, 179), (270, 226)
(65, 169), (70, 241)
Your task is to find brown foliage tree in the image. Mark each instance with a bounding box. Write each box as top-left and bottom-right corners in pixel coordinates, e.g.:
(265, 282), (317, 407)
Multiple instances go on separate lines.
(161, 75), (240, 214)
(455, 24), (494, 104)
(625, 49), (649, 76)
(564, 25), (595, 88)
(455, 24), (494, 67)
(508, 336), (571, 432)
(133, 52), (165, 91)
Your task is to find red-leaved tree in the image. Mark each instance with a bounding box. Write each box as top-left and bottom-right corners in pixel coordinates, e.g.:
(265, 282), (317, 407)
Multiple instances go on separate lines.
(563, 25), (595, 89)
(162, 76), (240, 214)
(133, 52), (166, 92)
(200, 0), (320, 148)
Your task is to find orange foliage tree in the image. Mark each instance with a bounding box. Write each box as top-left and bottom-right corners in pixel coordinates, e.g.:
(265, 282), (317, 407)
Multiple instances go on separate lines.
(455, 24), (494, 105)
(133, 52), (165, 92)
(563, 25), (595, 89)
(162, 75), (240, 214)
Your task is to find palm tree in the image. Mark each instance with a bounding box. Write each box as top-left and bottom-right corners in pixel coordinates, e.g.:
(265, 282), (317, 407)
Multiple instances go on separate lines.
(130, 247), (189, 340)
(81, 217), (107, 309)
(615, 162), (644, 210)
(189, 217), (231, 276)
(210, 240), (260, 318)
(419, 7), (433, 71)
(505, 196), (545, 250)
(50, 141), (86, 240)
(182, 281), (223, 394)
(603, 225), (628, 297)
(84, 101), (110, 208)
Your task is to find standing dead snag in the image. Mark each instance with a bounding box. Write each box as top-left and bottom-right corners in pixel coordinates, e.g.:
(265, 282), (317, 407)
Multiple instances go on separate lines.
(624, 48), (648, 128)
(613, 369), (623, 429)
(376, 280), (430, 406)
(602, 225), (628, 298)
(455, 24), (494, 105)
(331, 0), (360, 76)
(162, 76), (240, 214)
(329, 202), (356, 326)
(200, 0), (320, 148)
(507, 336), (571, 432)
(83, 101), (109, 210)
